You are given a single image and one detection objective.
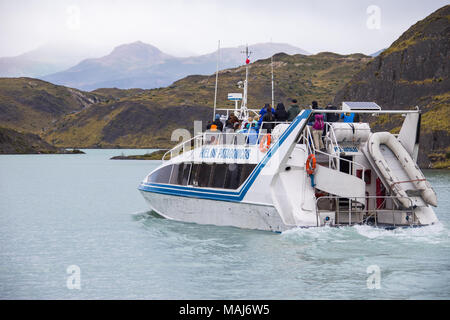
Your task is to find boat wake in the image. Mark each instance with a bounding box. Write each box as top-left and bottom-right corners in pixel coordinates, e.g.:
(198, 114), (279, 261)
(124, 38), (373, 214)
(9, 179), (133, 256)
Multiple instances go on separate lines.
(281, 222), (448, 245)
(130, 210), (448, 247)
(353, 223), (447, 244)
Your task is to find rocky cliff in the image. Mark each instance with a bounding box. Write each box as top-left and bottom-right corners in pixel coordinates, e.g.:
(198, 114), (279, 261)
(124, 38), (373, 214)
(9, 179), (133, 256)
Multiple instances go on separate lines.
(334, 5), (450, 168)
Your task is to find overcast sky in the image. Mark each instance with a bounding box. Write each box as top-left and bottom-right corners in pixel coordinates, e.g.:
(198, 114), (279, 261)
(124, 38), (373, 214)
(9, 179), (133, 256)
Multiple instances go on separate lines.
(0, 0), (448, 57)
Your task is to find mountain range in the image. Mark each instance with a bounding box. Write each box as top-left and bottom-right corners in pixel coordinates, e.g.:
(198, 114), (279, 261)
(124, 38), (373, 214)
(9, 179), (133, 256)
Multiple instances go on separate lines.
(40, 42), (309, 91)
(0, 42), (108, 78)
(369, 49), (386, 57)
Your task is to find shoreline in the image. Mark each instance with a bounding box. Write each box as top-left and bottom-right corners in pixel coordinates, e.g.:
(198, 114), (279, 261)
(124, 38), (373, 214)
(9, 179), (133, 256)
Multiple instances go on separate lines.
(110, 149), (168, 160)
(0, 149), (85, 155)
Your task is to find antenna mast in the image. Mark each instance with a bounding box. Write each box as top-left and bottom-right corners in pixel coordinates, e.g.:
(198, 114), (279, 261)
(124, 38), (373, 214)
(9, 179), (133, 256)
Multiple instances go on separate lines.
(271, 55), (275, 108)
(240, 44), (252, 120)
(213, 40), (220, 121)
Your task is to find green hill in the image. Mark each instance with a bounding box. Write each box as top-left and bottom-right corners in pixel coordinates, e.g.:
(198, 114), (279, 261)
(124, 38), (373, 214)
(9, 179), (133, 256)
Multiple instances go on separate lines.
(0, 77), (104, 134)
(0, 126), (83, 154)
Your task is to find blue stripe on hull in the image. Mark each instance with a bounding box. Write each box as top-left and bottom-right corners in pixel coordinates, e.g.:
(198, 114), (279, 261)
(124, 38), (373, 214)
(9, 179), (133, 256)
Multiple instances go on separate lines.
(138, 110), (311, 202)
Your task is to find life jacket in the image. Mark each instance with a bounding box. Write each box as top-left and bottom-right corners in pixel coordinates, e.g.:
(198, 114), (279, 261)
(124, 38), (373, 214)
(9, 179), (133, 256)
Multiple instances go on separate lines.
(313, 114), (324, 130)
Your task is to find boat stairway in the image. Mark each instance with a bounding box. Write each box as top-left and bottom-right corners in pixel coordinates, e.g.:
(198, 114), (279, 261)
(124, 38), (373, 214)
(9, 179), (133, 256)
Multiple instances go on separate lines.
(300, 126), (367, 205)
(314, 153), (330, 167)
(313, 160), (366, 205)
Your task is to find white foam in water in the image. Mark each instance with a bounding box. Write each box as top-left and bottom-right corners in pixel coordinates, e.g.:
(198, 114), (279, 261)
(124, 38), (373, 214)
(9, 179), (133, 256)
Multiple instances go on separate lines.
(281, 222), (448, 245)
(281, 225), (347, 242)
(354, 223), (447, 244)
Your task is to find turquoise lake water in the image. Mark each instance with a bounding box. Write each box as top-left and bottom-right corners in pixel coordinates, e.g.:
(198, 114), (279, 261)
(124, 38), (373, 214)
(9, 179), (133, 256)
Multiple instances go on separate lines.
(0, 149), (449, 299)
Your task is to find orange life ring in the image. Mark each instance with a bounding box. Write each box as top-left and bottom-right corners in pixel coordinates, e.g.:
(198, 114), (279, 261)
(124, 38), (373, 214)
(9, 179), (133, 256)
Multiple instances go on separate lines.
(306, 154), (316, 175)
(259, 133), (271, 152)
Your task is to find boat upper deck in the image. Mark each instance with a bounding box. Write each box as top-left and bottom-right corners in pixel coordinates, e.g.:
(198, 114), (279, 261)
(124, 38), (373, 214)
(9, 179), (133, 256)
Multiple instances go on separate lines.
(162, 107), (421, 165)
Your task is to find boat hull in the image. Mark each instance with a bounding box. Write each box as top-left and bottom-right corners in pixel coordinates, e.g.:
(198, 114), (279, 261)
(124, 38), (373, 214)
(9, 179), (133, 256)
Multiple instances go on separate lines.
(139, 190), (290, 232)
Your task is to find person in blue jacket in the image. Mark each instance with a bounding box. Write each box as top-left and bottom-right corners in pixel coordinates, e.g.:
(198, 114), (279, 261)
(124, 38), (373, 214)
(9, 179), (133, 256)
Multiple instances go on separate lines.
(340, 112), (354, 122)
(237, 122), (258, 145)
(247, 123), (259, 145)
(258, 103), (275, 127)
(340, 112), (360, 123)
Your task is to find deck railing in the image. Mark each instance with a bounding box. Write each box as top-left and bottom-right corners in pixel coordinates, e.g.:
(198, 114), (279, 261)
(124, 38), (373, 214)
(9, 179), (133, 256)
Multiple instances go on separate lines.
(162, 121), (292, 161)
(300, 124), (366, 179)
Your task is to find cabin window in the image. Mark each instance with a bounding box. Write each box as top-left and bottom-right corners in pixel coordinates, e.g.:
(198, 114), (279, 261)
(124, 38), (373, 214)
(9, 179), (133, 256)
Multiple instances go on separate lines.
(224, 163), (256, 189)
(167, 162), (256, 190)
(181, 163), (191, 185)
(169, 163), (192, 186)
(210, 164), (227, 188)
(239, 164), (256, 186)
(189, 164), (201, 186)
(169, 164), (181, 185)
(198, 163), (213, 187)
(148, 165), (173, 184)
(224, 164), (242, 189)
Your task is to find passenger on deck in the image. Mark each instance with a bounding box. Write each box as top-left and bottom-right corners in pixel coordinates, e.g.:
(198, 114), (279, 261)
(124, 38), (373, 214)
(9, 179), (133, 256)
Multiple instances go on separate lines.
(325, 104), (339, 122)
(237, 122), (258, 145)
(225, 113), (239, 131)
(212, 114), (224, 131)
(205, 124), (220, 145)
(274, 103), (288, 122)
(247, 122), (259, 145)
(261, 104), (275, 133)
(237, 122), (248, 133)
(340, 111), (360, 123)
(312, 113), (325, 150)
(258, 104), (275, 128)
(259, 103), (275, 118)
(252, 116), (260, 131)
(287, 99), (300, 121)
(240, 116), (253, 131)
(308, 101), (320, 127)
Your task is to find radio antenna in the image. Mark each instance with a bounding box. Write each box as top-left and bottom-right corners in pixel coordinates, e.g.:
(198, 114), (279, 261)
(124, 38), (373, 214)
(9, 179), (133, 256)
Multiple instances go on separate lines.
(213, 40), (220, 121)
(271, 55), (275, 108)
(239, 44), (252, 119)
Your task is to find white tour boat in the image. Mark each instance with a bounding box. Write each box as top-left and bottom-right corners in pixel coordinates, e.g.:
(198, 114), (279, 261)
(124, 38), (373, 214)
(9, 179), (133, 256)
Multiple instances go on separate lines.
(138, 46), (439, 232)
